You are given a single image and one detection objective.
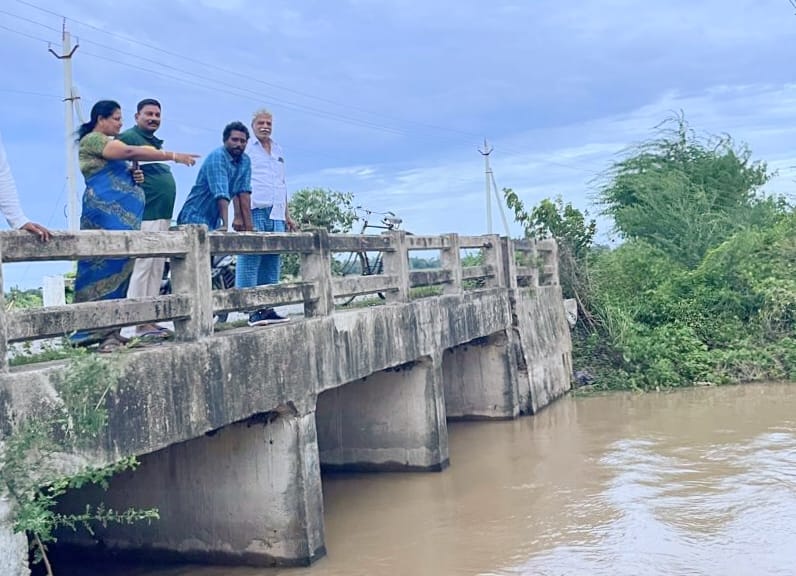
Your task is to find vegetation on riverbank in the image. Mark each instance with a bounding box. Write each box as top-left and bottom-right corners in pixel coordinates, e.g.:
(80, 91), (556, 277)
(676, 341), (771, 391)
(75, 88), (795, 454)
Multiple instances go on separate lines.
(507, 115), (796, 390)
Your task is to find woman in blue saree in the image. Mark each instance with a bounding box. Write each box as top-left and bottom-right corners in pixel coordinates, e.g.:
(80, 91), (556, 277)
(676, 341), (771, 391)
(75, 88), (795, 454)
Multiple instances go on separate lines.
(70, 100), (198, 351)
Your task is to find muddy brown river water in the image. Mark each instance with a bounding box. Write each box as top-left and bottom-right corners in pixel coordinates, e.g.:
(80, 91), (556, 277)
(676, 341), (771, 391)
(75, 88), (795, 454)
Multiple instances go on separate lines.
(56, 382), (796, 576)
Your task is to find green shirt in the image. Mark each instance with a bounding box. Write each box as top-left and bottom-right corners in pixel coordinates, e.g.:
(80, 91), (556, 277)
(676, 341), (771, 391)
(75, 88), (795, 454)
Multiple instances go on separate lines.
(118, 126), (177, 220)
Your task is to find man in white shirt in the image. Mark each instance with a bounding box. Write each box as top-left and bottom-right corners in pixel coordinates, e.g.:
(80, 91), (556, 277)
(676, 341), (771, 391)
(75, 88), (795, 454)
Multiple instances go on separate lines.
(233, 109), (296, 326)
(0, 131), (51, 241)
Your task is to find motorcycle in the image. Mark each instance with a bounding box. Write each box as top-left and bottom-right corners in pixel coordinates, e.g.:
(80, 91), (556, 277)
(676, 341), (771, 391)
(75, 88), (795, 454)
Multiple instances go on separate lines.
(160, 255), (236, 323)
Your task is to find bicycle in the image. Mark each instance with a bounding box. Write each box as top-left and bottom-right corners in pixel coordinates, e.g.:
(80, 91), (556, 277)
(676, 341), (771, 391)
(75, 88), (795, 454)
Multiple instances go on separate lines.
(336, 208), (405, 306)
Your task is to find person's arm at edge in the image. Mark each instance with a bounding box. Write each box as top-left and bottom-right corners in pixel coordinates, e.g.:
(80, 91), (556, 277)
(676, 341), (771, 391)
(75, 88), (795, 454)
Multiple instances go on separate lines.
(0, 133), (51, 241)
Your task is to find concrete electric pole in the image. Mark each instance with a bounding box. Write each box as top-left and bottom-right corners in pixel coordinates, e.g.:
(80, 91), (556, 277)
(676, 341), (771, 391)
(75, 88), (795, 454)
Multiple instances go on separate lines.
(49, 19), (80, 231)
(478, 139), (512, 237)
(479, 138), (494, 234)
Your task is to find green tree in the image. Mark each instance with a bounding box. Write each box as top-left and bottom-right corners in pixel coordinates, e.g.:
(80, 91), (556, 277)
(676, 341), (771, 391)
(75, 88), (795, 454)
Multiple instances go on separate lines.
(504, 189), (597, 309)
(281, 188), (359, 279)
(504, 193), (596, 258)
(290, 188), (358, 234)
(4, 287), (43, 310)
(500, 116), (796, 391)
(575, 116), (796, 390)
(596, 113), (781, 267)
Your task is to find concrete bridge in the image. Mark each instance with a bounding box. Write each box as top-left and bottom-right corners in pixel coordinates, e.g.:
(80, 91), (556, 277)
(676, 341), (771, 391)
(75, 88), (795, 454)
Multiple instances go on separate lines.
(0, 226), (572, 573)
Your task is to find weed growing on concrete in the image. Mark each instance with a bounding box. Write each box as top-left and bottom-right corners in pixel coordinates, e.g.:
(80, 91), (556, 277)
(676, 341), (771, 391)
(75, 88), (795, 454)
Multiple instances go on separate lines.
(0, 354), (158, 575)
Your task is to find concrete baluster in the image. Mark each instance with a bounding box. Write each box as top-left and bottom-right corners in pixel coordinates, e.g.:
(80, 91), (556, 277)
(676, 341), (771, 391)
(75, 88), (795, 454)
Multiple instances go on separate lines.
(382, 230), (409, 303)
(300, 229), (334, 317)
(537, 238), (559, 287)
(440, 233), (462, 295)
(170, 225), (214, 341)
(481, 234), (504, 288)
(500, 237), (519, 291)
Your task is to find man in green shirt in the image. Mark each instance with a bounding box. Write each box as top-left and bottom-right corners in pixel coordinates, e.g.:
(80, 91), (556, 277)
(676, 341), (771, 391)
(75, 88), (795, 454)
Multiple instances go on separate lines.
(119, 98), (177, 338)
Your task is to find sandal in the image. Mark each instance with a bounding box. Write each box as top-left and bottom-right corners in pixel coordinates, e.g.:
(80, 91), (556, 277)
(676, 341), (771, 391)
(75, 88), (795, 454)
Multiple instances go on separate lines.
(127, 336), (164, 349)
(97, 335), (127, 354)
(134, 325), (174, 340)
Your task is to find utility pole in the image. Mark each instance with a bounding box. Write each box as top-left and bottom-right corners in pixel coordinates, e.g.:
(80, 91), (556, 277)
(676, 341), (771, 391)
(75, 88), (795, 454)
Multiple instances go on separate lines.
(72, 86), (86, 124)
(479, 138), (494, 234)
(49, 19), (80, 231)
(490, 169), (512, 238)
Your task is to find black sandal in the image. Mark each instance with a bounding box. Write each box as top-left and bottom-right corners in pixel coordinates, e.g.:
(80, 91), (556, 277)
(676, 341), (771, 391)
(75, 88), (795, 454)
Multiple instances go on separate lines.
(96, 331), (130, 353)
(97, 335), (126, 353)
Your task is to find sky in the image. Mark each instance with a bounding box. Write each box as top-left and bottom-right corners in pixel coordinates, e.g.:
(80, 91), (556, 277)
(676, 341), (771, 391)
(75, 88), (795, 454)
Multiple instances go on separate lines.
(1, 0), (796, 288)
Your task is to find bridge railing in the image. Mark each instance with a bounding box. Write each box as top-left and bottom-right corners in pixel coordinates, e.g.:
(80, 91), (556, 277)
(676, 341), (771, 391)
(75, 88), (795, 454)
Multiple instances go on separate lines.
(513, 237), (558, 287)
(0, 227), (559, 370)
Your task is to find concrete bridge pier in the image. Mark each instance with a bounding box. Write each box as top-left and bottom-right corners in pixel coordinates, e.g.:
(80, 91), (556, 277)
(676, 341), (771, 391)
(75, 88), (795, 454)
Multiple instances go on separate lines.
(442, 331), (520, 420)
(316, 355), (449, 472)
(55, 405), (326, 567)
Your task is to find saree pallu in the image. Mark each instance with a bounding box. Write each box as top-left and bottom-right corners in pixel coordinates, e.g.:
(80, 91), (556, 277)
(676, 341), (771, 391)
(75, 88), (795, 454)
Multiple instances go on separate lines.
(70, 159), (144, 345)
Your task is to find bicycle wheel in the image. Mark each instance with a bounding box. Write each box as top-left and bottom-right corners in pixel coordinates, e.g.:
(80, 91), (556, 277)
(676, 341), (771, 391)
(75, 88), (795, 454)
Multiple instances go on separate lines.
(337, 250), (362, 277)
(371, 254), (387, 300)
(334, 250), (366, 306)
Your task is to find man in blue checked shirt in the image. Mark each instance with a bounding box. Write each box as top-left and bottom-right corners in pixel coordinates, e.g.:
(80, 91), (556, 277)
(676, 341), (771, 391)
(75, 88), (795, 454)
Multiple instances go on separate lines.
(177, 121), (252, 231)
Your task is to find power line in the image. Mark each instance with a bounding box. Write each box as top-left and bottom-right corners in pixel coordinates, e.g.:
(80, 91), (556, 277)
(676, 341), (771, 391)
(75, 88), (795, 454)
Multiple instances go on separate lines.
(14, 0), (482, 140)
(4, 4), (605, 177)
(0, 7), (59, 32)
(77, 50), (409, 136)
(0, 22), (56, 44)
(13, 0), (610, 175)
(0, 19), (403, 163)
(78, 50), (411, 136)
(3, 8), (414, 136)
(0, 88), (61, 99)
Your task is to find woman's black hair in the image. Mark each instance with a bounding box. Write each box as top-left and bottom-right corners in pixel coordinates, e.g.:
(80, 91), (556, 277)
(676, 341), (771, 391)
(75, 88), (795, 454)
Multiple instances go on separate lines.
(77, 100), (121, 141)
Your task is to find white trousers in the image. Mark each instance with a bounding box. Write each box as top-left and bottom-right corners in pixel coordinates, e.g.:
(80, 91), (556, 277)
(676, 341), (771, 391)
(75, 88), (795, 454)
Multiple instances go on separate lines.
(127, 219), (170, 299)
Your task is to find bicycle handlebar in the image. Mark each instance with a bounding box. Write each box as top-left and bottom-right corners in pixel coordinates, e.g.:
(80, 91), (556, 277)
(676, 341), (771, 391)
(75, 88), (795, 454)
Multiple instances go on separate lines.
(355, 206), (396, 218)
(354, 206), (403, 228)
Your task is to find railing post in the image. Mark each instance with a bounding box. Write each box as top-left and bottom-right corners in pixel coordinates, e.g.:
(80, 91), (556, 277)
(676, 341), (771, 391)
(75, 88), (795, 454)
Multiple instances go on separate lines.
(300, 229), (334, 317)
(538, 238), (559, 286)
(170, 225), (214, 341)
(382, 230), (409, 303)
(440, 233), (462, 295)
(500, 237), (519, 291)
(0, 240), (7, 372)
(482, 234), (504, 288)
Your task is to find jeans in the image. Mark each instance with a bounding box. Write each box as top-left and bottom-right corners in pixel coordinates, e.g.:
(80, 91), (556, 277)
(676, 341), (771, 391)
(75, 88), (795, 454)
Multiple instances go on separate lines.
(235, 206), (285, 288)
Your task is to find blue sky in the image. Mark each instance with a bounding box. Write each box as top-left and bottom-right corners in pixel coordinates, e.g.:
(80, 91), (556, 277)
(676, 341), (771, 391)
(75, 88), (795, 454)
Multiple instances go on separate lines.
(1, 0), (796, 288)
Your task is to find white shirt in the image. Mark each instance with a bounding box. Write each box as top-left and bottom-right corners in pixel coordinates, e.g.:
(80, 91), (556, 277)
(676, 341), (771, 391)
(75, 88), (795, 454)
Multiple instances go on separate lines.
(247, 138), (288, 221)
(0, 131), (29, 229)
